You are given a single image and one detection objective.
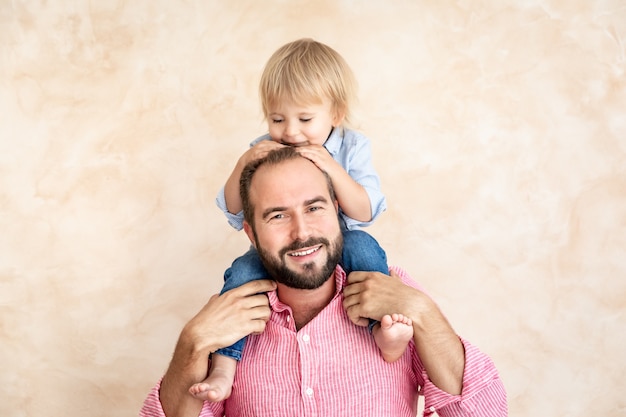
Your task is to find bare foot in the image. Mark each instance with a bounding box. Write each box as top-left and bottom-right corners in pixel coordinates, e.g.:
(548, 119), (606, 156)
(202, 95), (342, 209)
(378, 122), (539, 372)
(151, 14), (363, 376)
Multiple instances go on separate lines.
(189, 354), (237, 402)
(372, 313), (414, 362)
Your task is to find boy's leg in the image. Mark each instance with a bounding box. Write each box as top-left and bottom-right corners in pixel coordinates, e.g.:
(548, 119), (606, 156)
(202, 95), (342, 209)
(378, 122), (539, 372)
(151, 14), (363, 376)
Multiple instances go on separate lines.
(341, 230), (413, 362)
(216, 246), (269, 359)
(340, 230), (388, 275)
(340, 230), (389, 332)
(372, 314), (414, 363)
(189, 354), (237, 401)
(190, 247), (269, 401)
(222, 246), (268, 293)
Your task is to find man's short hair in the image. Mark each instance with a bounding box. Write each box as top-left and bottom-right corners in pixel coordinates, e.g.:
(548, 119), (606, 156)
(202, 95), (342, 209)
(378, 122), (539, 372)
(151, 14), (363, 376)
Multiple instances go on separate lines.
(240, 146), (336, 228)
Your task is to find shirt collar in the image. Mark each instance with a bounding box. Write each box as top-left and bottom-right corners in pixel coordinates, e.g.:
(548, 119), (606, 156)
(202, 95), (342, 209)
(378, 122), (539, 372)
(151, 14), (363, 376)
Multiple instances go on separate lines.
(323, 127), (344, 157)
(268, 265), (347, 312)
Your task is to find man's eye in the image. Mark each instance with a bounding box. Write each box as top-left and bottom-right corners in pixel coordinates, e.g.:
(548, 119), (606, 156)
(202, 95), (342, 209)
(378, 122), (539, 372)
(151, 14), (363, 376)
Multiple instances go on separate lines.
(269, 213), (285, 221)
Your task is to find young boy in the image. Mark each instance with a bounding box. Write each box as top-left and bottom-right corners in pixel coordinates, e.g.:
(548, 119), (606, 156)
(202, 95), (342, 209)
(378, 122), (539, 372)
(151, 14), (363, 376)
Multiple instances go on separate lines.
(190, 38), (413, 402)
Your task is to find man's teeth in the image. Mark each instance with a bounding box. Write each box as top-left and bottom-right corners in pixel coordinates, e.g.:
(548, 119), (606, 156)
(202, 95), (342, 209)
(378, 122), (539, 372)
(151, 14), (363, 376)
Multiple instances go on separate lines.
(291, 247), (319, 257)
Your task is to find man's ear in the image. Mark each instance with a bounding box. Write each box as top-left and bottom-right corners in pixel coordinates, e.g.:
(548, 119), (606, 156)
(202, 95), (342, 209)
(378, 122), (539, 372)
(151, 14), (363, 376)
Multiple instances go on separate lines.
(243, 221), (256, 247)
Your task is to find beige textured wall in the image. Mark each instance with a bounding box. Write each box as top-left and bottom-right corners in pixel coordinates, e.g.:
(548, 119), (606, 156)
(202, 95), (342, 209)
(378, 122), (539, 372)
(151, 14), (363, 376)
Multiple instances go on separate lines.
(1, 1), (625, 416)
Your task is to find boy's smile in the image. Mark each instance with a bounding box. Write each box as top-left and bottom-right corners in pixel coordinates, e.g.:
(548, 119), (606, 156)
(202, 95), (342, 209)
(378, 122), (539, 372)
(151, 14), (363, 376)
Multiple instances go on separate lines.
(267, 98), (343, 147)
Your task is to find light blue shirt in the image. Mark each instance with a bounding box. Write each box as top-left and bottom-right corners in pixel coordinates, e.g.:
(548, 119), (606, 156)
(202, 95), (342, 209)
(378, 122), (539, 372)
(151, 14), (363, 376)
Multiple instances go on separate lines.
(216, 127), (387, 231)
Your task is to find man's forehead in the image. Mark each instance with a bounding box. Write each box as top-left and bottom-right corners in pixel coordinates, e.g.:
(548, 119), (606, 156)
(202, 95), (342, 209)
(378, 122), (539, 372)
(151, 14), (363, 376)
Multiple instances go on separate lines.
(256, 157), (325, 184)
(250, 158), (330, 204)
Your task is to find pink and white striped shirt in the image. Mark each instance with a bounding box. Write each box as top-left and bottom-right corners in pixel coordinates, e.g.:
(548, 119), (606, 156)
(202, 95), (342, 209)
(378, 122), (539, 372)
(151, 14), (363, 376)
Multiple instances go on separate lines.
(140, 266), (507, 417)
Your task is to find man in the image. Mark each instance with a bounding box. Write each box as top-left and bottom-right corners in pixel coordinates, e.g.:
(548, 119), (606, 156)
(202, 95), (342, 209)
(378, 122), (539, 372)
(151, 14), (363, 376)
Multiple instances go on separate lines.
(140, 147), (508, 417)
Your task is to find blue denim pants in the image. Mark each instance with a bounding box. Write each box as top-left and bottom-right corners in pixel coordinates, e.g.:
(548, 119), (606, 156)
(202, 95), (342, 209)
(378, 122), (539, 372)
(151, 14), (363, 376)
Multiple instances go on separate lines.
(215, 229), (388, 360)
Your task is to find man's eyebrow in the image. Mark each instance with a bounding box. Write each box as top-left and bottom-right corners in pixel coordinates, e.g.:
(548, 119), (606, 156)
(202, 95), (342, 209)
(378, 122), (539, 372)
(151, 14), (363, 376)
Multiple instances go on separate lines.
(261, 206), (287, 220)
(305, 196), (329, 206)
(260, 196), (329, 220)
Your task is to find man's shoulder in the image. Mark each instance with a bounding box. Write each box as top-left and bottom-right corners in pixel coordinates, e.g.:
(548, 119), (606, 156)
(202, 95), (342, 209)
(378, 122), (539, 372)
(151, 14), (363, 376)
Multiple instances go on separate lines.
(389, 265), (410, 278)
(389, 266), (426, 292)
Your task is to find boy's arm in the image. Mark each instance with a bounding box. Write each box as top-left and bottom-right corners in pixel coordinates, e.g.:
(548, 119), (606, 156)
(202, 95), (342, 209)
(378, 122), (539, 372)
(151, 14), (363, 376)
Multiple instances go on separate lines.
(222, 140), (285, 215)
(222, 160), (247, 215)
(295, 145), (373, 222)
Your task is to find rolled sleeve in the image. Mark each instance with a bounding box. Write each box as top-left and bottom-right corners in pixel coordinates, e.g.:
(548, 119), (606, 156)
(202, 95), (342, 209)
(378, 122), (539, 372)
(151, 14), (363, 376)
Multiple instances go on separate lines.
(139, 380), (167, 417)
(331, 129), (386, 230)
(139, 378), (221, 417)
(215, 134), (270, 231)
(392, 267), (507, 416)
(422, 338), (508, 417)
(215, 186), (244, 231)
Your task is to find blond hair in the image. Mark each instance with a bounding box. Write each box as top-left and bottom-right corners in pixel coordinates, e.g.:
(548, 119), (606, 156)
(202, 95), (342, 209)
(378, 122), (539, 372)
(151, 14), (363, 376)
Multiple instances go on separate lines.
(259, 38), (358, 126)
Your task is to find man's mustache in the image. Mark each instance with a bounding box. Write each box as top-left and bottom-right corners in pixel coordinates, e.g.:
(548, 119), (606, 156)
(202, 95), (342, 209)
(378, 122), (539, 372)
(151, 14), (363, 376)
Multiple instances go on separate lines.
(279, 237), (330, 258)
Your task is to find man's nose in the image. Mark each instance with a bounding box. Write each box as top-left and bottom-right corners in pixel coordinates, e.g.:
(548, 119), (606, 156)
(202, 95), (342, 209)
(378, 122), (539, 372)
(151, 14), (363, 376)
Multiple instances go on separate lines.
(290, 214), (311, 241)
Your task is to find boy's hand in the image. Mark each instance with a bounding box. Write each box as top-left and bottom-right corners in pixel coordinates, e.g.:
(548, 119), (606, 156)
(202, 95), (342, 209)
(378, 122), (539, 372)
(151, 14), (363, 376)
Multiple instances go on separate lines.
(240, 140), (285, 166)
(293, 144), (341, 174)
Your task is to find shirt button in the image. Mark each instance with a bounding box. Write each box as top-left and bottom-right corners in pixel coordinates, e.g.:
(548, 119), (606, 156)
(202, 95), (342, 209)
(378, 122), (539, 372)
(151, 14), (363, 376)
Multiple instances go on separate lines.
(302, 334), (310, 343)
(429, 406), (436, 412)
(305, 387), (314, 396)
(286, 316), (290, 322)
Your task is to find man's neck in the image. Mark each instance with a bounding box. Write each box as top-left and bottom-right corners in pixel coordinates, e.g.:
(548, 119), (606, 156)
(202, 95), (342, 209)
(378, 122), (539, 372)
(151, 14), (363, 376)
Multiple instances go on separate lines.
(276, 273), (337, 330)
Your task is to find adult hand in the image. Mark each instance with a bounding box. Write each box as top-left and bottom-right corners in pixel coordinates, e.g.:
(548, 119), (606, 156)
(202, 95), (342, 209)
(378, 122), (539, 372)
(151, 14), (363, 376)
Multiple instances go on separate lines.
(183, 279), (277, 355)
(342, 270), (431, 327)
(343, 269), (465, 395)
(161, 279), (276, 417)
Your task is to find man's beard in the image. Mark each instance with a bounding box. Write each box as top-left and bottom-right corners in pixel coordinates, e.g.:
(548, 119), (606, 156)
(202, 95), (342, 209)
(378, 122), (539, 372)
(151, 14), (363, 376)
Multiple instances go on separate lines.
(256, 233), (343, 290)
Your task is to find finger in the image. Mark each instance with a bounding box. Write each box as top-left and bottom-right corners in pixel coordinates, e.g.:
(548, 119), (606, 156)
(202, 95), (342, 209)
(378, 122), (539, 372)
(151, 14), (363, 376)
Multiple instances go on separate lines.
(346, 270), (369, 284)
(342, 292), (359, 310)
(240, 292), (270, 309)
(344, 304), (369, 327)
(342, 282), (359, 298)
(246, 305), (271, 323)
(342, 295), (369, 326)
(250, 302), (272, 319)
(293, 147), (312, 158)
(255, 140), (280, 149)
(239, 279), (276, 296)
(246, 304), (272, 335)
(248, 320), (268, 335)
(354, 317), (369, 327)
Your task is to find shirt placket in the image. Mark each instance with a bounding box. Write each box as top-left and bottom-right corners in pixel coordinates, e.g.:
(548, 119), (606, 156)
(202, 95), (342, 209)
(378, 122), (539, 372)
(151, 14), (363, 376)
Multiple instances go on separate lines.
(297, 326), (319, 417)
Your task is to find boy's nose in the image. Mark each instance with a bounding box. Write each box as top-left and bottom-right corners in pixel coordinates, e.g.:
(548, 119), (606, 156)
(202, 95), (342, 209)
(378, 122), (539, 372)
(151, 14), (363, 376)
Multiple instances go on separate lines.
(282, 122), (302, 142)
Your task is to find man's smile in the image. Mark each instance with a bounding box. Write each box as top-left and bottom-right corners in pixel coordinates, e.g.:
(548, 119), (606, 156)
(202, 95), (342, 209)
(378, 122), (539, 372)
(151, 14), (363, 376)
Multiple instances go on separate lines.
(288, 245), (322, 257)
